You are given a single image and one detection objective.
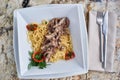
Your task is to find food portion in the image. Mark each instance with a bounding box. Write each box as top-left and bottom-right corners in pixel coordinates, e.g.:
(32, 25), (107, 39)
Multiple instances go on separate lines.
(27, 17), (75, 69)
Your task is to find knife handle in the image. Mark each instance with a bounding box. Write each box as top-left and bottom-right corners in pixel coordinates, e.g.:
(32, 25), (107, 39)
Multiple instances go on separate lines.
(103, 34), (107, 69)
(99, 25), (104, 63)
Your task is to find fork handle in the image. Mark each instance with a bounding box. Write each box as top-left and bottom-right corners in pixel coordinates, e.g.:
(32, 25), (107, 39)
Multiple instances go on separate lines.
(99, 25), (104, 63)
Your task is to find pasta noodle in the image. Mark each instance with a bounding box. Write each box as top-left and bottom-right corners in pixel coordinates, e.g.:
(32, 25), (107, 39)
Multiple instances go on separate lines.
(27, 21), (48, 52)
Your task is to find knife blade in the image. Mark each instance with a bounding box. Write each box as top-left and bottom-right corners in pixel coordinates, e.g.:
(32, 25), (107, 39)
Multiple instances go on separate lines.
(102, 11), (108, 69)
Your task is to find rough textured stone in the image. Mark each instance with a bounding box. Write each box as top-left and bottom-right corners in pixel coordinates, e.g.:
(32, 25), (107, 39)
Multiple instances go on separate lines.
(0, 0), (120, 80)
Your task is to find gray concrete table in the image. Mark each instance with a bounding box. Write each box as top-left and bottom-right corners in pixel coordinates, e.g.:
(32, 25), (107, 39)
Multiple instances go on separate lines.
(0, 0), (120, 80)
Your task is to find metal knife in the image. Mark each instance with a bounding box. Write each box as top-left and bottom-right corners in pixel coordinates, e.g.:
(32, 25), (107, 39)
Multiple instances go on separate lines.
(102, 11), (108, 69)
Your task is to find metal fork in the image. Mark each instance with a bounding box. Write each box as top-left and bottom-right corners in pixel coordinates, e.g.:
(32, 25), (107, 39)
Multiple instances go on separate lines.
(96, 11), (104, 63)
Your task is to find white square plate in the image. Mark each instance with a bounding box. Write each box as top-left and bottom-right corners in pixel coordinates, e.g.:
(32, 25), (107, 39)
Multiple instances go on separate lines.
(13, 4), (88, 79)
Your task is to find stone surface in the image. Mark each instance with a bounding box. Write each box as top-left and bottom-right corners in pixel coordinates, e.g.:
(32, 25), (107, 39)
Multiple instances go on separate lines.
(0, 0), (120, 80)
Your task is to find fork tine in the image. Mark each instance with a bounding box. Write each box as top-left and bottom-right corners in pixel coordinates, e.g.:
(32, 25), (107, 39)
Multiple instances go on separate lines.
(97, 11), (104, 25)
(97, 12), (102, 18)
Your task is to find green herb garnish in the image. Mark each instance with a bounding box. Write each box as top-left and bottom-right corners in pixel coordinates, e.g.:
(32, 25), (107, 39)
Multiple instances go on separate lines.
(28, 51), (49, 70)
